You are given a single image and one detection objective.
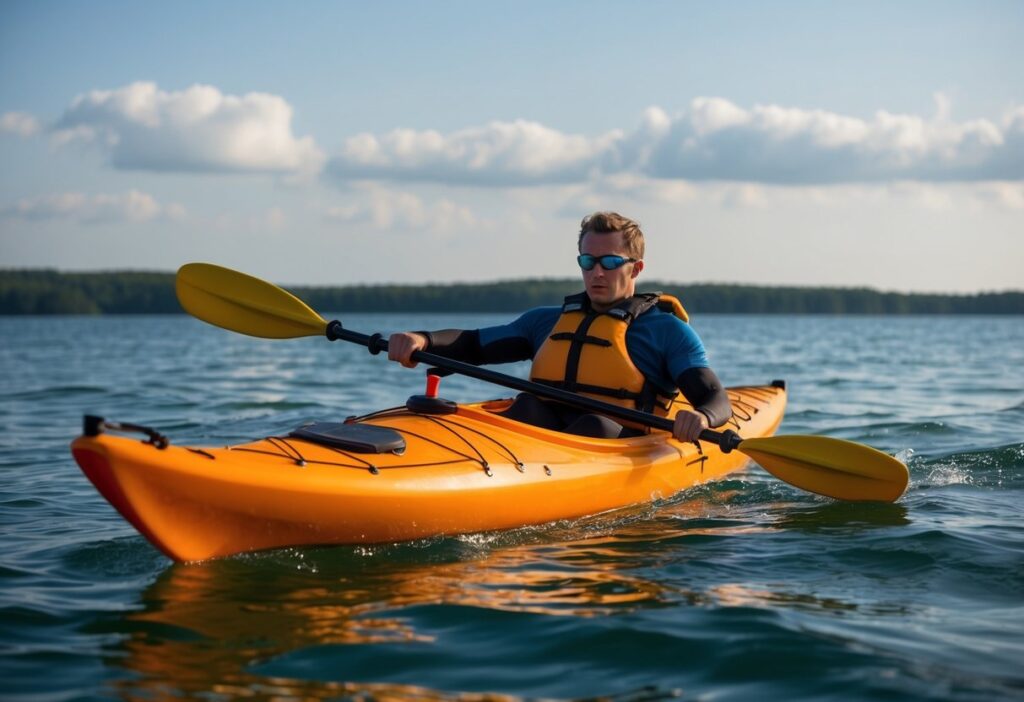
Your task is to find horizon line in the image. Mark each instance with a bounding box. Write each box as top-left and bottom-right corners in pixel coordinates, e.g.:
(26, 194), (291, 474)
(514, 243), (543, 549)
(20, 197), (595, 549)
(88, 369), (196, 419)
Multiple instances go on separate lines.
(2, 267), (1022, 297)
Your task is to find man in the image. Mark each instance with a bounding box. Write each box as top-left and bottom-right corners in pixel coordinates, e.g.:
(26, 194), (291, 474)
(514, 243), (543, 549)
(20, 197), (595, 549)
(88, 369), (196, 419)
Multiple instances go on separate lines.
(387, 212), (732, 442)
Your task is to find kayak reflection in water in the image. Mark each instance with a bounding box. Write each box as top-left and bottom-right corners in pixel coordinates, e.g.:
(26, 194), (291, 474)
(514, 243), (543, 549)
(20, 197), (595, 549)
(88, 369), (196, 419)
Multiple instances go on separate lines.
(387, 211), (732, 442)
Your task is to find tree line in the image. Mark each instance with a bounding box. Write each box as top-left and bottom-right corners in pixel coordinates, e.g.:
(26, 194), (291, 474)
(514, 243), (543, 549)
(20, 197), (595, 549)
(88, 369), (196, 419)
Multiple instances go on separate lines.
(1, 269), (1021, 315)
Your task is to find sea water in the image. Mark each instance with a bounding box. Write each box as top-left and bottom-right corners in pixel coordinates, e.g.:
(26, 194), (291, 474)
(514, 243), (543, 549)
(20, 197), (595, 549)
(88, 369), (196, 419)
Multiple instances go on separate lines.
(1, 313), (1022, 701)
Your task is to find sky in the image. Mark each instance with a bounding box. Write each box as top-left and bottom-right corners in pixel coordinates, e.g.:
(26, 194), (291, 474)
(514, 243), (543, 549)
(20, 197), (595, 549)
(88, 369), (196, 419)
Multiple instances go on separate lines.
(1, 0), (1022, 293)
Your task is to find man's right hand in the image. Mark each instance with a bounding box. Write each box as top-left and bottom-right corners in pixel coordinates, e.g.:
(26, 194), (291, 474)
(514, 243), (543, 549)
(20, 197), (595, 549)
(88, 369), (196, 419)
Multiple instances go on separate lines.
(387, 332), (429, 368)
(672, 408), (710, 443)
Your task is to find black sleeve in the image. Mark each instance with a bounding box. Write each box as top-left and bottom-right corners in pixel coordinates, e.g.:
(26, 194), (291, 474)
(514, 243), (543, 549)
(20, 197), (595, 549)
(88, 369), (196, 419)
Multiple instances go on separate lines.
(419, 329), (535, 366)
(417, 329), (484, 364)
(674, 367), (732, 428)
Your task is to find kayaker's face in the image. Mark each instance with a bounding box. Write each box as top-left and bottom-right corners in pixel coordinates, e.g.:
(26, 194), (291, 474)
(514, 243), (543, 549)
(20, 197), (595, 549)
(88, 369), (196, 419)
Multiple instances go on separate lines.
(579, 230), (644, 312)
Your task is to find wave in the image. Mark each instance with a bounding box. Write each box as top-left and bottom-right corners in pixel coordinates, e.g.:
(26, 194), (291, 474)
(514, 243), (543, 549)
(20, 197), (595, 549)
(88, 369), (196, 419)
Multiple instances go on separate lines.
(910, 443), (1024, 488)
(7, 385), (109, 401)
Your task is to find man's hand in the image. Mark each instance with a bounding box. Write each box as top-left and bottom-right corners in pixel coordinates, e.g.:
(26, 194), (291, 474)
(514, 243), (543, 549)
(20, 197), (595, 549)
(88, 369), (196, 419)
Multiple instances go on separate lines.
(672, 408), (709, 443)
(387, 332), (428, 368)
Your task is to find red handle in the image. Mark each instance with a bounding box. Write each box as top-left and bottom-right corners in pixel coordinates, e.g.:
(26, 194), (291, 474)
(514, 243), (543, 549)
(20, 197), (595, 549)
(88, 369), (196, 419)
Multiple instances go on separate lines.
(425, 373), (441, 398)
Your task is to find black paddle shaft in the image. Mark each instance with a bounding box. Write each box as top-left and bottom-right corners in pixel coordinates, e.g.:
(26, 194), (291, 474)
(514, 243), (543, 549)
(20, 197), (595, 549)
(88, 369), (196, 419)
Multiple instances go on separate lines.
(325, 320), (743, 453)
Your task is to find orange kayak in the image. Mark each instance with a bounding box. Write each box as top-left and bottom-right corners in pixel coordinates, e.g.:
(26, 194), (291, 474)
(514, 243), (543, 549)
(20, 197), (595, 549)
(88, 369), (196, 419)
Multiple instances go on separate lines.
(71, 383), (786, 562)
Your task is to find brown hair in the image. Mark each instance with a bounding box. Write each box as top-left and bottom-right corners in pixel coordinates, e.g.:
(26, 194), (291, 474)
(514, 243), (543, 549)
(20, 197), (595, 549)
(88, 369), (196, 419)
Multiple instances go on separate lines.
(578, 212), (645, 259)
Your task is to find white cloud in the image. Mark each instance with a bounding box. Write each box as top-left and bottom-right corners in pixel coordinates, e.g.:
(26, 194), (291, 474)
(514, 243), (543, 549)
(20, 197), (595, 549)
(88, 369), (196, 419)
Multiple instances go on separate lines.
(0, 190), (186, 223)
(327, 96), (1024, 186)
(1, 111), (41, 137)
(50, 82), (324, 174)
(689, 97), (752, 136)
(973, 181), (1024, 210)
(207, 206), (292, 232)
(641, 95), (1022, 184)
(689, 180), (1024, 212)
(324, 187), (479, 232)
(328, 119), (620, 185)
(593, 173), (702, 204)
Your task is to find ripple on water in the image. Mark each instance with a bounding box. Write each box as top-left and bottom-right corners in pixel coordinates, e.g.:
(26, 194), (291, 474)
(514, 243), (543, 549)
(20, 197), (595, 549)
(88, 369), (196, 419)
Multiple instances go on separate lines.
(61, 536), (169, 578)
(7, 385), (111, 401)
(2, 314), (1023, 701)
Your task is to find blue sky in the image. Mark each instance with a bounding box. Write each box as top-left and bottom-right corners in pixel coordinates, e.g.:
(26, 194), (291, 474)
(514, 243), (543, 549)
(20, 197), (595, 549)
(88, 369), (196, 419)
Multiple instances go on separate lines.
(1, 1), (1021, 292)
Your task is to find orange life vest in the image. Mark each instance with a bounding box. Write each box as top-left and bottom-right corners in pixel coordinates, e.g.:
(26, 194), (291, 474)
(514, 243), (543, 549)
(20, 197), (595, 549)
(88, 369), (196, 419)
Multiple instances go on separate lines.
(529, 292), (689, 416)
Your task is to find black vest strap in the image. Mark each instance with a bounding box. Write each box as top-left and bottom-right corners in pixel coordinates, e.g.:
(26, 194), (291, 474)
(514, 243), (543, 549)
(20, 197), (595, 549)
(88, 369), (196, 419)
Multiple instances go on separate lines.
(560, 291), (664, 321)
(562, 313), (600, 389)
(549, 331), (611, 347)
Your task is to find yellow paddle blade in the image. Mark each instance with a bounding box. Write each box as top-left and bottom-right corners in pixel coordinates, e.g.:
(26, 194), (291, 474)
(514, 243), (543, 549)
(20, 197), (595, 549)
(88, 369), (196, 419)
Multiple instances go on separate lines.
(738, 435), (909, 502)
(176, 263), (327, 339)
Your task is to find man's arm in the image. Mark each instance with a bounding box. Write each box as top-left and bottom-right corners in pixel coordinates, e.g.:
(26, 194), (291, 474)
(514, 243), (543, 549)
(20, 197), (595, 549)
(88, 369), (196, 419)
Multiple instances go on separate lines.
(671, 367), (733, 442)
(387, 329), (534, 367)
(387, 329), (475, 367)
(676, 367), (732, 427)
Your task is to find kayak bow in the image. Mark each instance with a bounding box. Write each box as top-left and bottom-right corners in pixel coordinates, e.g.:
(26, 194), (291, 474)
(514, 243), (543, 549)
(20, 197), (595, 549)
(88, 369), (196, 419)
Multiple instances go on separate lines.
(72, 385), (787, 562)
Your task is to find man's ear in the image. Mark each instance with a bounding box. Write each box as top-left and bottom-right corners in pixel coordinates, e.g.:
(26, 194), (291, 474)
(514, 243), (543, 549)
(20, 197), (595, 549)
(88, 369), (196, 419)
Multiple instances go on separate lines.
(631, 260), (644, 279)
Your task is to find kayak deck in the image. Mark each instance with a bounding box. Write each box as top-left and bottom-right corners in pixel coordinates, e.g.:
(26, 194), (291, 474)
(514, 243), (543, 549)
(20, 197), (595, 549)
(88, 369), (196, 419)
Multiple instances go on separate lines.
(71, 384), (786, 561)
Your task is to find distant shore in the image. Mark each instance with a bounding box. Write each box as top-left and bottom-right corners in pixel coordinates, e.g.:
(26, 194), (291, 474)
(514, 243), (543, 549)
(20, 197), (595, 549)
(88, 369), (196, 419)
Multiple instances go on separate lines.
(1, 269), (1021, 315)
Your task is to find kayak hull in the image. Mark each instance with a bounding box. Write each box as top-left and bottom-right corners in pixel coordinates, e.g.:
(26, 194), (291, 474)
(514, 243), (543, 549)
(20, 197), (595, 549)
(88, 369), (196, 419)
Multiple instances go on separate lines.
(71, 385), (786, 561)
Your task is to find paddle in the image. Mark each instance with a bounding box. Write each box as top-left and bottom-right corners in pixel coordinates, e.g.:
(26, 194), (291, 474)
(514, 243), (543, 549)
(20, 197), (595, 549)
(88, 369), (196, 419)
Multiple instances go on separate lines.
(176, 262), (909, 503)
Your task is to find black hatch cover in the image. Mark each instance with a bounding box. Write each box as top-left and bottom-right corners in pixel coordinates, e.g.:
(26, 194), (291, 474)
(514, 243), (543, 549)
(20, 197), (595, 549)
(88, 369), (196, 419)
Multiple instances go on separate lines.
(289, 422), (406, 453)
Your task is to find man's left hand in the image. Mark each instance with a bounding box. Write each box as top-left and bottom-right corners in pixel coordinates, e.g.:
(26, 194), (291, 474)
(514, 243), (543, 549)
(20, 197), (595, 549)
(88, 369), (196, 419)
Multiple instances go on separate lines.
(672, 409), (709, 443)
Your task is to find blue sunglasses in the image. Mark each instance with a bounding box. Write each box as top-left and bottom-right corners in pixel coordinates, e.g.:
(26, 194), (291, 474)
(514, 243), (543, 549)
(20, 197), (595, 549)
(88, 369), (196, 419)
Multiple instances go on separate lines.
(577, 254), (638, 271)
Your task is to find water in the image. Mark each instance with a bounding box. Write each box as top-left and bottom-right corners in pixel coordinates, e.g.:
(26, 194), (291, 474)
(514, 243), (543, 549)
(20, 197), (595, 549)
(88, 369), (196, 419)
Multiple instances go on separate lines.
(2, 313), (1022, 701)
